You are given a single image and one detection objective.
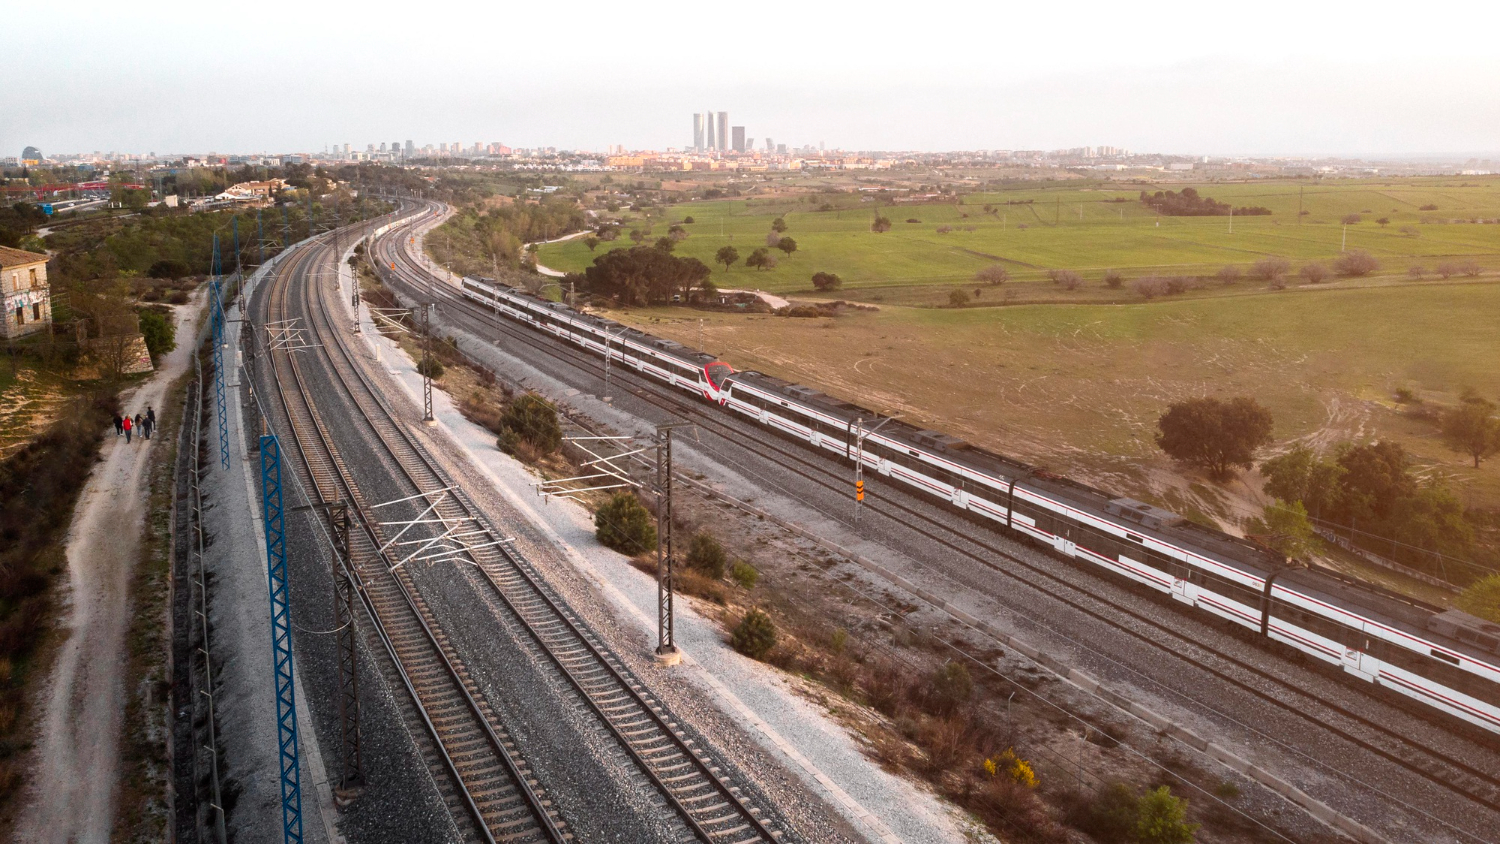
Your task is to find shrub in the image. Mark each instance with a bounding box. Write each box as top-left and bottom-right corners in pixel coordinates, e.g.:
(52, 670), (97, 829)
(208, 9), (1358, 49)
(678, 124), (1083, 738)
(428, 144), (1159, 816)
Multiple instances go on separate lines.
(416, 357), (445, 379)
(905, 218), (921, 224)
(1333, 249), (1379, 277)
(924, 661), (973, 715)
(1069, 783), (1140, 842)
(1215, 265), (1241, 285)
(871, 215), (892, 233)
(1052, 269), (1083, 290)
(499, 392), (561, 454)
(1134, 786), (1199, 844)
(682, 216), (695, 224)
(1132, 277), (1169, 299)
(1457, 573), (1500, 624)
(147, 258), (191, 279)
(1341, 213), (1362, 225)
(137, 307), (176, 360)
(1459, 259), (1483, 277)
(1420, 203), (1439, 211)
(685, 531), (727, 578)
(1299, 262), (1328, 284)
(594, 492), (656, 555)
(1436, 261), (1458, 279)
(1408, 265), (1424, 280)
(1377, 217), (1390, 227)
(811, 271), (842, 291)
(1250, 256), (1290, 281)
(731, 609), (777, 659)
(1394, 387), (1418, 404)
(1103, 269), (1125, 288)
(935, 225), (953, 234)
(989, 748), (1038, 788)
(730, 559), (759, 589)
(948, 289), (970, 307)
(1399, 225), (1420, 237)
(975, 265), (1009, 285)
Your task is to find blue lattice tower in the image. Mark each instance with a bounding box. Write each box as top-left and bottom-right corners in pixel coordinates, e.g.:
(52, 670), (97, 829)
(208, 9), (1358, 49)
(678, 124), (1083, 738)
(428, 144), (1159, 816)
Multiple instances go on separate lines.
(260, 435), (304, 843)
(211, 236), (230, 470)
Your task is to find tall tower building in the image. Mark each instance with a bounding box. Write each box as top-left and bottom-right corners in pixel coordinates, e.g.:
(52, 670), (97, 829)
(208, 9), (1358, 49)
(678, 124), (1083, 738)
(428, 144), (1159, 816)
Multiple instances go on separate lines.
(731, 126), (745, 153)
(716, 112), (729, 152)
(405, 140), (415, 157)
(693, 114), (705, 151)
(704, 111), (715, 152)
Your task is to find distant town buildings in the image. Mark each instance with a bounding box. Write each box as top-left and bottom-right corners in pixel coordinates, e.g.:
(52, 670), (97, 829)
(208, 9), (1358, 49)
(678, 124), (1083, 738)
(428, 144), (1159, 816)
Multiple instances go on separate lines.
(0, 246), (52, 340)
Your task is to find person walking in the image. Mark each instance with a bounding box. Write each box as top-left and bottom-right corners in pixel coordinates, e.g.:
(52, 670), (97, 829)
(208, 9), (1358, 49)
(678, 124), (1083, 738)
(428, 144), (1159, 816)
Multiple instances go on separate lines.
(142, 413), (153, 440)
(133, 413), (144, 442)
(122, 414), (133, 444)
(145, 406), (156, 440)
(113, 414), (124, 437)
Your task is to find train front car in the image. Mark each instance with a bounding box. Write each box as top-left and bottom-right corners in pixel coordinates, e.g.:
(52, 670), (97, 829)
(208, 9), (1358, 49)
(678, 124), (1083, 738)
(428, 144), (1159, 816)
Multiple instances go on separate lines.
(703, 361), (735, 403)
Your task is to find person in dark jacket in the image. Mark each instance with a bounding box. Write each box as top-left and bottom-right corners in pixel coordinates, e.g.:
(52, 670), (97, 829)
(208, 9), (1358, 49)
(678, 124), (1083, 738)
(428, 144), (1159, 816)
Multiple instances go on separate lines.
(113, 414), (124, 437)
(145, 406), (156, 440)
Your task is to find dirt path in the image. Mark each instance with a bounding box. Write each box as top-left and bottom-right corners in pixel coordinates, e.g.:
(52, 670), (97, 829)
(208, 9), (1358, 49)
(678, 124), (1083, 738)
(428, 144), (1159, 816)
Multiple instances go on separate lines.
(14, 292), (205, 844)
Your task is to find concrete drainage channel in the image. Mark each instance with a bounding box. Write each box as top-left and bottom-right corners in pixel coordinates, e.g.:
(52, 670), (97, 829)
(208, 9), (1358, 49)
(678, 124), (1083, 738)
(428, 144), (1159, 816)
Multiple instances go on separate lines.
(683, 477), (1389, 844)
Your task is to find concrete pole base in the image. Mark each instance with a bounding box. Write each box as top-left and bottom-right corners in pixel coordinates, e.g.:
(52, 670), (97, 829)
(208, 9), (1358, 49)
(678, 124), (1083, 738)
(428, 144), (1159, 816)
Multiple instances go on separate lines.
(654, 646), (682, 667)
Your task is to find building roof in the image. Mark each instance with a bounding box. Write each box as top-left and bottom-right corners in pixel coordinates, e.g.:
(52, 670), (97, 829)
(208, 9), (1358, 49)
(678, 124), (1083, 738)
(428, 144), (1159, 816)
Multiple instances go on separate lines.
(0, 246), (48, 269)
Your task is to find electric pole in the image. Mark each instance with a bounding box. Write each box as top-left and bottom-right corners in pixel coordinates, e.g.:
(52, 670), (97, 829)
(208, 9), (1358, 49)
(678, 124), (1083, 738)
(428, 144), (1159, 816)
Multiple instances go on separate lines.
(654, 423), (692, 665)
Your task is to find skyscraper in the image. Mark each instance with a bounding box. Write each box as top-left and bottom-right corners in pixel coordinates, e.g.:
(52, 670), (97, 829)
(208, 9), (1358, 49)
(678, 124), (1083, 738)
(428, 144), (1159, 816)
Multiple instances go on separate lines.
(693, 114), (705, 151)
(731, 126), (745, 153)
(405, 140), (415, 157)
(704, 111), (715, 152)
(716, 112), (729, 152)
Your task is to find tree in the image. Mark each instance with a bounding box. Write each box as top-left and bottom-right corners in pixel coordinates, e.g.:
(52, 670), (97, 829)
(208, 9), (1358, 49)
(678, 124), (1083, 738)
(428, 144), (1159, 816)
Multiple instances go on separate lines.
(1441, 395), (1500, 467)
(715, 245), (740, 272)
(583, 246), (711, 306)
(1334, 441), (1417, 524)
(137, 307), (176, 360)
(1155, 397), (1274, 479)
(765, 230), (781, 247)
(1341, 213), (1363, 225)
(628, 228), (645, 244)
(770, 216), (788, 233)
(583, 236), (600, 252)
(948, 289), (971, 307)
(682, 216), (695, 224)
(731, 609), (777, 658)
(975, 265), (1009, 285)
(499, 392), (562, 455)
(1133, 786), (1199, 844)
(1457, 573), (1500, 624)
(1458, 258), (1483, 277)
(1436, 261), (1458, 279)
(871, 214), (892, 233)
(1051, 269), (1082, 290)
(1247, 500), (1317, 560)
(811, 272), (842, 291)
(667, 224), (688, 241)
(1216, 265), (1242, 285)
(1377, 217), (1391, 227)
(1299, 262), (1328, 284)
(1333, 249), (1379, 277)
(595, 492), (656, 555)
(1250, 256), (1290, 282)
(775, 237), (798, 258)
(653, 236), (676, 253)
(1103, 268), (1125, 288)
(1261, 444), (1344, 519)
(686, 532), (727, 578)
(746, 247), (775, 271)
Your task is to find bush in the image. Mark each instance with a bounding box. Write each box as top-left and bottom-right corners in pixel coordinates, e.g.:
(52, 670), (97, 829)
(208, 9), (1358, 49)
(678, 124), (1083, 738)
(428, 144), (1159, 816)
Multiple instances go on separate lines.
(1420, 203), (1439, 211)
(1408, 265), (1424, 280)
(1436, 261), (1458, 279)
(499, 392), (562, 454)
(731, 609), (777, 659)
(1134, 786), (1199, 844)
(1215, 265), (1242, 285)
(948, 289), (970, 307)
(685, 531), (727, 578)
(1459, 259), (1483, 277)
(1250, 256), (1291, 282)
(1069, 783), (1140, 842)
(1332, 249), (1379, 277)
(871, 215), (892, 233)
(1341, 213), (1362, 225)
(594, 492), (656, 555)
(136, 307), (176, 360)
(730, 559), (759, 589)
(1299, 262), (1328, 284)
(682, 216), (695, 224)
(1132, 277), (1169, 299)
(1051, 269), (1083, 290)
(924, 661), (973, 715)
(147, 258), (191, 279)
(1103, 269), (1125, 288)
(905, 218), (921, 224)
(975, 265), (1010, 285)
(811, 271), (843, 291)
(416, 357), (445, 379)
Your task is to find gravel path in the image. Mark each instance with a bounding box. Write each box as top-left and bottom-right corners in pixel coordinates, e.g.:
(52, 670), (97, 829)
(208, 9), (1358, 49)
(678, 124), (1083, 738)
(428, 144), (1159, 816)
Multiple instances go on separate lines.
(15, 292), (206, 844)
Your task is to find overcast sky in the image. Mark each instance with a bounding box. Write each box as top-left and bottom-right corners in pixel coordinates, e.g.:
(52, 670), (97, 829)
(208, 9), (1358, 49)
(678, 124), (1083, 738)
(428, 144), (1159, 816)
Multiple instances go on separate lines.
(7, 0), (1499, 158)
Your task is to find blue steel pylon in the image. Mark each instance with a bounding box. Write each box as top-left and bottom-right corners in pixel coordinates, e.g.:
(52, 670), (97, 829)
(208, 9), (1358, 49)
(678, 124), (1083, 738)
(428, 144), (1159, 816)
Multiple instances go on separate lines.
(211, 235), (230, 470)
(260, 435), (304, 844)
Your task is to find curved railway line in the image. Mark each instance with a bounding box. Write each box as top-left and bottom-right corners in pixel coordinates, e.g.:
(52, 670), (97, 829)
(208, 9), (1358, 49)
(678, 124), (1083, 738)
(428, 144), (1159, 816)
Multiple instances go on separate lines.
(257, 214), (785, 844)
(372, 201), (1500, 842)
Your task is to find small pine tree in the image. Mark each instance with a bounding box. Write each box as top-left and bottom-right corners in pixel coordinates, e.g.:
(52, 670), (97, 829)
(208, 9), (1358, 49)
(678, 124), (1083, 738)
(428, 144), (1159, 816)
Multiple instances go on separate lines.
(595, 492), (656, 555)
(731, 609), (777, 659)
(500, 393), (562, 454)
(1133, 786), (1199, 844)
(686, 531), (727, 578)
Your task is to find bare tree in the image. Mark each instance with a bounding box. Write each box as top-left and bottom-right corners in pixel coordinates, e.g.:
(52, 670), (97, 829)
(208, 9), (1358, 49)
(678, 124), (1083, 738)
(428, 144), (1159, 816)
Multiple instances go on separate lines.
(975, 265), (1009, 285)
(1299, 263), (1328, 284)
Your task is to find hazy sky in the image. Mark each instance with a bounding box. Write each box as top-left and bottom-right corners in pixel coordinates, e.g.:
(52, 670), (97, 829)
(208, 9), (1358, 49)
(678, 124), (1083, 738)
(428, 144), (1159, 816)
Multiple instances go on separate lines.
(8, 0), (1499, 157)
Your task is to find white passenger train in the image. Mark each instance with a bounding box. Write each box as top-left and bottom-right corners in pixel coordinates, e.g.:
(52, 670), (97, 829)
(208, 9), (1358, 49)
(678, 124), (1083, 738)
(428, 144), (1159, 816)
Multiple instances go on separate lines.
(458, 275), (1500, 735)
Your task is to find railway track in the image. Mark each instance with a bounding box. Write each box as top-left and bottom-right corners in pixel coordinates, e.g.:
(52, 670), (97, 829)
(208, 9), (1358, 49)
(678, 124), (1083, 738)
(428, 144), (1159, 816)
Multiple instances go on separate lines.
(262, 214), (785, 844)
(262, 233), (569, 843)
(371, 203), (1500, 840)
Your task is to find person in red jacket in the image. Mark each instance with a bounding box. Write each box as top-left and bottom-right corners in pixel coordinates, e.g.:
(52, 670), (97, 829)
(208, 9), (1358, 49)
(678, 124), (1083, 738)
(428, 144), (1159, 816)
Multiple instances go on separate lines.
(123, 414), (133, 444)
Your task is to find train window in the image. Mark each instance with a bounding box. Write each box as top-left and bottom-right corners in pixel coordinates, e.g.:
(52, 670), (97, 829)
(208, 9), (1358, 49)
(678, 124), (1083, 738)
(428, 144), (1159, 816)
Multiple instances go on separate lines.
(1127, 533), (1144, 543)
(1431, 649), (1461, 666)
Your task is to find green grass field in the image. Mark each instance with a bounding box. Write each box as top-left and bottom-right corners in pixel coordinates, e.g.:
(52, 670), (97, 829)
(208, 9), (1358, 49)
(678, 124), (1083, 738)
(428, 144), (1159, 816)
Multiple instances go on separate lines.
(541, 177), (1500, 305)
